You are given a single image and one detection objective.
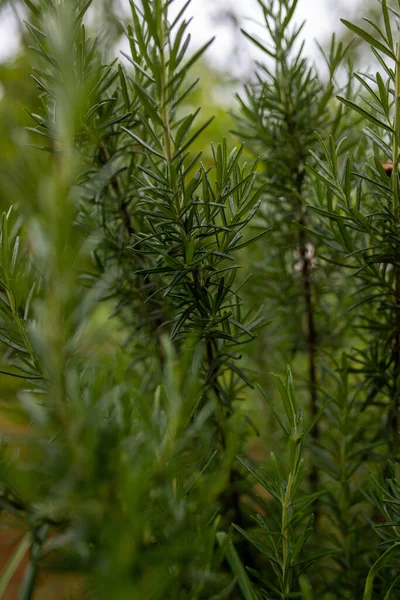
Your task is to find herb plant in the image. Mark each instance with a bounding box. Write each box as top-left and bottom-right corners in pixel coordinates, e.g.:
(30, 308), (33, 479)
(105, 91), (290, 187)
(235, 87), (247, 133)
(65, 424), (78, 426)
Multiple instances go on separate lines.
(0, 0), (400, 599)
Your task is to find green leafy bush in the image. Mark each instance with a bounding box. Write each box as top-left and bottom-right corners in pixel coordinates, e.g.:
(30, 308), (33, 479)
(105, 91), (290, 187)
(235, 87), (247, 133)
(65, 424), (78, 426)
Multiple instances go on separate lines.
(0, 0), (400, 599)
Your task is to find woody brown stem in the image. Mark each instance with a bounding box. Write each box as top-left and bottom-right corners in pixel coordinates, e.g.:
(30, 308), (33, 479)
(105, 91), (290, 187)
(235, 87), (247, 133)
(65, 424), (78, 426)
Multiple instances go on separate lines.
(390, 268), (400, 451)
(98, 142), (135, 239)
(299, 225), (319, 490)
(389, 41), (400, 451)
(295, 170), (319, 494)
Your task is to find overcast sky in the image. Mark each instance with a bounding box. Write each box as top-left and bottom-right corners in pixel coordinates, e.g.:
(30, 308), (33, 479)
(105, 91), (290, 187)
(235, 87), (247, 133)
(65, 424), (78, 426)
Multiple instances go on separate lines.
(168, 0), (362, 73)
(0, 0), (362, 68)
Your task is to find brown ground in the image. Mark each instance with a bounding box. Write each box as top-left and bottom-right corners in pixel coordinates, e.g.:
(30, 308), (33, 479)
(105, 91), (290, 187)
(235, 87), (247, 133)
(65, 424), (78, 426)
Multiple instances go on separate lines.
(0, 412), (80, 599)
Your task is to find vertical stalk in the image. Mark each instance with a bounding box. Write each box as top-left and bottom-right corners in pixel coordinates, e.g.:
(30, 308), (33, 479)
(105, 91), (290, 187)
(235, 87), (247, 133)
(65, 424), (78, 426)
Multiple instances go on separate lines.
(298, 215), (319, 491)
(155, 4), (225, 423)
(0, 535), (30, 599)
(19, 525), (48, 600)
(157, 7), (179, 211)
(393, 269), (400, 449)
(392, 42), (400, 212)
(337, 388), (357, 598)
(390, 41), (400, 449)
(98, 143), (135, 239)
(281, 442), (301, 599)
(276, 0), (320, 490)
(293, 167), (319, 493)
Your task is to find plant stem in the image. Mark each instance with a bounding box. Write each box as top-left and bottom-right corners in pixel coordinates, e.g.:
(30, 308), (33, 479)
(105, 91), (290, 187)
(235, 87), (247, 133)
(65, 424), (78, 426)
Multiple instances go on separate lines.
(392, 42), (400, 213)
(281, 443), (301, 598)
(277, 3), (320, 487)
(98, 142), (135, 238)
(18, 525), (48, 600)
(158, 8), (179, 212)
(0, 535), (30, 600)
(390, 41), (400, 450)
(293, 165), (319, 493)
(298, 218), (319, 489)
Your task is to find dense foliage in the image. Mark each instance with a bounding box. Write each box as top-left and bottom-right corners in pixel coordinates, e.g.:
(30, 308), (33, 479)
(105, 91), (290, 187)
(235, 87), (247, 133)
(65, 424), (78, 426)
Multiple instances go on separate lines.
(0, 0), (400, 599)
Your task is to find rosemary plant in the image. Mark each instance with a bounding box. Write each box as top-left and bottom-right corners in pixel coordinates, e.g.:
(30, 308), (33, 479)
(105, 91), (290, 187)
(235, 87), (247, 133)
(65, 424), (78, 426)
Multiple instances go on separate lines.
(0, 0), (266, 597)
(233, 369), (322, 600)
(307, 0), (400, 596)
(234, 0), (357, 494)
(308, 0), (400, 462)
(1, 0), (400, 599)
